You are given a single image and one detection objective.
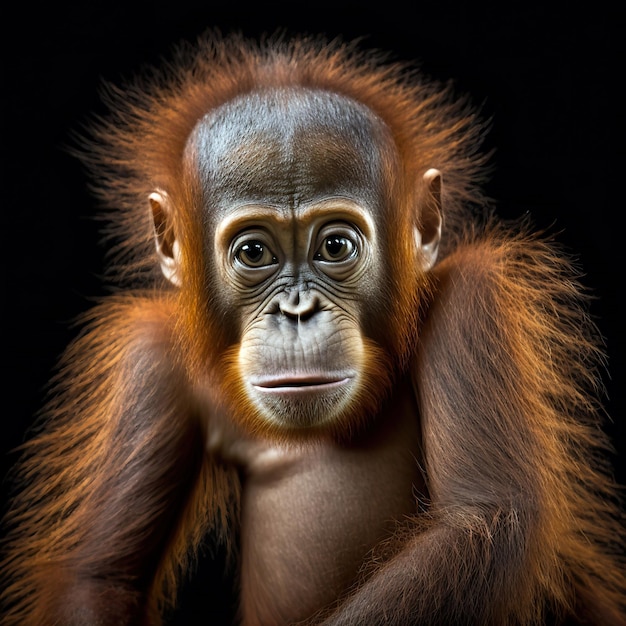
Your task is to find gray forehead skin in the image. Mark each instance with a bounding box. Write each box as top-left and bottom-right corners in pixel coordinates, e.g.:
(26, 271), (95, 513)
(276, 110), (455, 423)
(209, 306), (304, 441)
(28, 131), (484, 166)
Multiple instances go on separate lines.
(186, 87), (396, 221)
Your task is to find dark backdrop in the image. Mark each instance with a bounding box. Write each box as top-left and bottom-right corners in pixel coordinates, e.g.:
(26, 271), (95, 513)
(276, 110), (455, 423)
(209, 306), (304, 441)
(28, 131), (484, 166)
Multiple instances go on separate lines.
(2, 2), (624, 623)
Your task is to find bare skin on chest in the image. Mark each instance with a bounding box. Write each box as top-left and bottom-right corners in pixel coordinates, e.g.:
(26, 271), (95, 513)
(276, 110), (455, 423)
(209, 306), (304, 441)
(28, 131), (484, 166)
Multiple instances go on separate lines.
(225, 384), (424, 624)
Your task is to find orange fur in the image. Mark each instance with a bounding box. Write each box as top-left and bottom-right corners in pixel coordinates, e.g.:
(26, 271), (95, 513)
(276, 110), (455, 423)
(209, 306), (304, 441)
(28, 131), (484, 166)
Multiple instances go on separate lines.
(414, 227), (625, 625)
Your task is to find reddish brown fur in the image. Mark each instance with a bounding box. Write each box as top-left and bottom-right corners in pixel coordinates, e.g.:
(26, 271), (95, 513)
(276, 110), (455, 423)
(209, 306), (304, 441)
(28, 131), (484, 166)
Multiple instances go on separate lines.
(1, 32), (625, 625)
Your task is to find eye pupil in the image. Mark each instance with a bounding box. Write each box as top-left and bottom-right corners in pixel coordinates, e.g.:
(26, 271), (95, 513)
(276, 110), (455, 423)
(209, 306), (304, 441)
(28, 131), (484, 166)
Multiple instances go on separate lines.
(241, 242), (264, 263)
(325, 237), (346, 257)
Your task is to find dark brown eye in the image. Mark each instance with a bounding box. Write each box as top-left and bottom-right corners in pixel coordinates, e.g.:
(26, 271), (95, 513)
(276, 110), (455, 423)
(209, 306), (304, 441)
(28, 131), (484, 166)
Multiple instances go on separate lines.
(235, 241), (277, 268)
(314, 236), (356, 262)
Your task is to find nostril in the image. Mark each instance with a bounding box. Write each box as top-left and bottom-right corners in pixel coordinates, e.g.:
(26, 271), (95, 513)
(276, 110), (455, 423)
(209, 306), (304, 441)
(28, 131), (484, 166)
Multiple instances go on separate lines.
(296, 306), (316, 323)
(280, 307), (299, 321)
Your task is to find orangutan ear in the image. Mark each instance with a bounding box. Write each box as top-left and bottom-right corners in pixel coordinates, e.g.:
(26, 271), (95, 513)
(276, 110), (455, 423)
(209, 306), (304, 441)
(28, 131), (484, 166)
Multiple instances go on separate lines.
(415, 168), (442, 270)
(149, 189), (182, 287)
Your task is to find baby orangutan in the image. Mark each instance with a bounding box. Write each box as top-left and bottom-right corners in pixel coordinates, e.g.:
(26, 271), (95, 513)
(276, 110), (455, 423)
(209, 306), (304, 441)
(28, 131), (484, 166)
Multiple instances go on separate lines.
(1, 32), (625, 626)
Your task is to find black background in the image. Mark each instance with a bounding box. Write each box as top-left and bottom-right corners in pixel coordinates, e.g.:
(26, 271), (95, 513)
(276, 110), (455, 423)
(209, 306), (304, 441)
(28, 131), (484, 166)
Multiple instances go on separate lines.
(2, 2), (624, 622)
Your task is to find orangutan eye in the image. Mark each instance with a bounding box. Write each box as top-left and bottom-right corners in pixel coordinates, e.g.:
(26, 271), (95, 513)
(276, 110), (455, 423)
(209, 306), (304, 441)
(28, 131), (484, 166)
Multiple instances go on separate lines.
(235, 241), (278, 268)
(314, 236), (357, 262)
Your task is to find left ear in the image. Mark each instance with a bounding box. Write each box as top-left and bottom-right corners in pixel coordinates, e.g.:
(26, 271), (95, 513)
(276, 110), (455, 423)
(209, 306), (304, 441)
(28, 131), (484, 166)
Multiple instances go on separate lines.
(414, 168), (442, 270)
(149, 189), (183, 287)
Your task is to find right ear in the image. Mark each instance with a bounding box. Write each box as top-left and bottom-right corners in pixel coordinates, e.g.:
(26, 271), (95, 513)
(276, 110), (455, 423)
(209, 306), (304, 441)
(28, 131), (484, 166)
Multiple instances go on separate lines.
(149, 189), (182, 287)
(414, 168), (442, 270)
